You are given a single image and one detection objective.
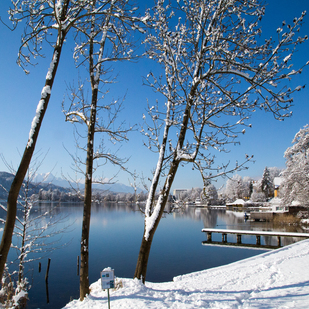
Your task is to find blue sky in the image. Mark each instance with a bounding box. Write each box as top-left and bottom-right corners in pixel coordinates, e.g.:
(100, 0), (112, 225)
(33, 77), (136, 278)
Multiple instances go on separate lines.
(0, 0), (308, 191)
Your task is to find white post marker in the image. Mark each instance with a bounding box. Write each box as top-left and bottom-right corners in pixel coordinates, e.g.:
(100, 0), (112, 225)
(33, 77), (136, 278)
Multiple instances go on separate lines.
(101, 267), (115, 309)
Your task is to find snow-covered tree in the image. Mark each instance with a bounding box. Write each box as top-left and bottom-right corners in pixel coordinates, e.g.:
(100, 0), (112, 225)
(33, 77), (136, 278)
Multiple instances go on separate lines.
(268, 167), (284, 181)
(63, 1), (146, 299)
(190, 188), (203, 200)
(225, 174), (245, 201)
(203, 183), (218, 205)
(178, 190), (189, 201)
(134, 0), (308, 282)
(281, 125), (309, 207)
(260, 167), (273, 199)
(243, 176), (254, 199)
(250, 191), (266, 202)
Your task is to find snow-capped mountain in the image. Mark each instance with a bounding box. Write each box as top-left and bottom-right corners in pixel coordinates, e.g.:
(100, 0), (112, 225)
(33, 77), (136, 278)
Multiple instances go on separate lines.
(32, 172), (140, 193)
(32, 172), (72, 188)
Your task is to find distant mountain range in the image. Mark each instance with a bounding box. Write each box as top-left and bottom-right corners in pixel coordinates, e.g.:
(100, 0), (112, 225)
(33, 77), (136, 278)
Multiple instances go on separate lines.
(0, 171), (69, 199)
(0, 171), (140, 199)
(32, 172), (79, 188)
(32, 172), (140, 193)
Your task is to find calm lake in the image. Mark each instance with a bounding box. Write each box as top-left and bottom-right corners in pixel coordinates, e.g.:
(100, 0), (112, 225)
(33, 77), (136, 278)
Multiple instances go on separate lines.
(0, 202), (305, 309)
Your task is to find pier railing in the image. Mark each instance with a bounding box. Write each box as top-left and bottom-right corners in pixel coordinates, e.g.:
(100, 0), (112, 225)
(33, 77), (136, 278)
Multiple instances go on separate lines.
(202, 228), (309, 249)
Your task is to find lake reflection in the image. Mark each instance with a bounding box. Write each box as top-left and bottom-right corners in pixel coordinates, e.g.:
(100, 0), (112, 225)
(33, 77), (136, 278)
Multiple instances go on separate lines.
(0, 202), (305, 309)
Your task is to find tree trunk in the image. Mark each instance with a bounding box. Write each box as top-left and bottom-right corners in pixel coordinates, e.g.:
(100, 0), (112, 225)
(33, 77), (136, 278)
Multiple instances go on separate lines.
(0, 40), (65, 282)
(134, 229), (155, 283)
(134, 193), (169, 283)
(134, 159), (180, 283)
(79, 171), (92, 299)
(79, 122), (95, 300)
(134, 99), (192, 283)
(79, 85), (98, 300)
(79, 3), (108, 297)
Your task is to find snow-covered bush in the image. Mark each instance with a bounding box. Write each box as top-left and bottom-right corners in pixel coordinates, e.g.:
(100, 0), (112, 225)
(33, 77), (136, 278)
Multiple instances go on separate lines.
(225, 175), (245, 202)
(0, 266), (28, 309)
(203, 184), (219, 205)
(250, 191), (267, 203)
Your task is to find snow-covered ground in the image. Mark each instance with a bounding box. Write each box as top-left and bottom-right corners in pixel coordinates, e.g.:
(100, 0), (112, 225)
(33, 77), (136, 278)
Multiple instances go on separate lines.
(63, 239), (309, 308)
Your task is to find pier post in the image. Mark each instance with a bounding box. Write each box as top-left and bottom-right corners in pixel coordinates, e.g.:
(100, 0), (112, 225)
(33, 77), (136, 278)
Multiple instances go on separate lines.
(45, 258), (51, 282)
(45, 258), (51, 304)
(277, 236), (281, 247)
(256, 235), (261, 246)
(222, 233), (227, 243)
(237, 234), (242, 244)
(207, 232), (212, 242)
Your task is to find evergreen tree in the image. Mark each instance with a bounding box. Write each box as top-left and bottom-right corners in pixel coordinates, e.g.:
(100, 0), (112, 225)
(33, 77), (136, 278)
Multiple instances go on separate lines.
(261, 167), (273, 199)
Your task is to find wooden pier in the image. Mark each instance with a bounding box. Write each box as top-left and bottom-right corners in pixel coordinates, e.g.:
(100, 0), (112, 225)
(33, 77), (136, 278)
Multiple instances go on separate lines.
(202, 228), (309, 249)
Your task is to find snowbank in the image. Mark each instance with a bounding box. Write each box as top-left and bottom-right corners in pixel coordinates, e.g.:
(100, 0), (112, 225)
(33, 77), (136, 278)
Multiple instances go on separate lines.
(63, 239), (309, 308)
(226, 198), (247, 206)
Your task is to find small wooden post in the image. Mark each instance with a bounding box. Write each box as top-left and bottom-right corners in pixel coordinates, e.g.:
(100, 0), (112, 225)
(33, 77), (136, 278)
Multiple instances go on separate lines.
(46, 279), (50, 304)
(39, 262), (41, 273)
(277, 236), (281, 247)
(222, 233), (227, 243)
(237, 234), (242, 244)
(256, 235), (261, 246)
(45, 258), (51, 282)
(77, 256), (80, 276)
(207, 232), (212, 242)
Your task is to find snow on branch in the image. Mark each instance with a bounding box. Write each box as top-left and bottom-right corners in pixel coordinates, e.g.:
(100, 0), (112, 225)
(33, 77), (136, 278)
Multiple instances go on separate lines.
(65, 111), (89, 126)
